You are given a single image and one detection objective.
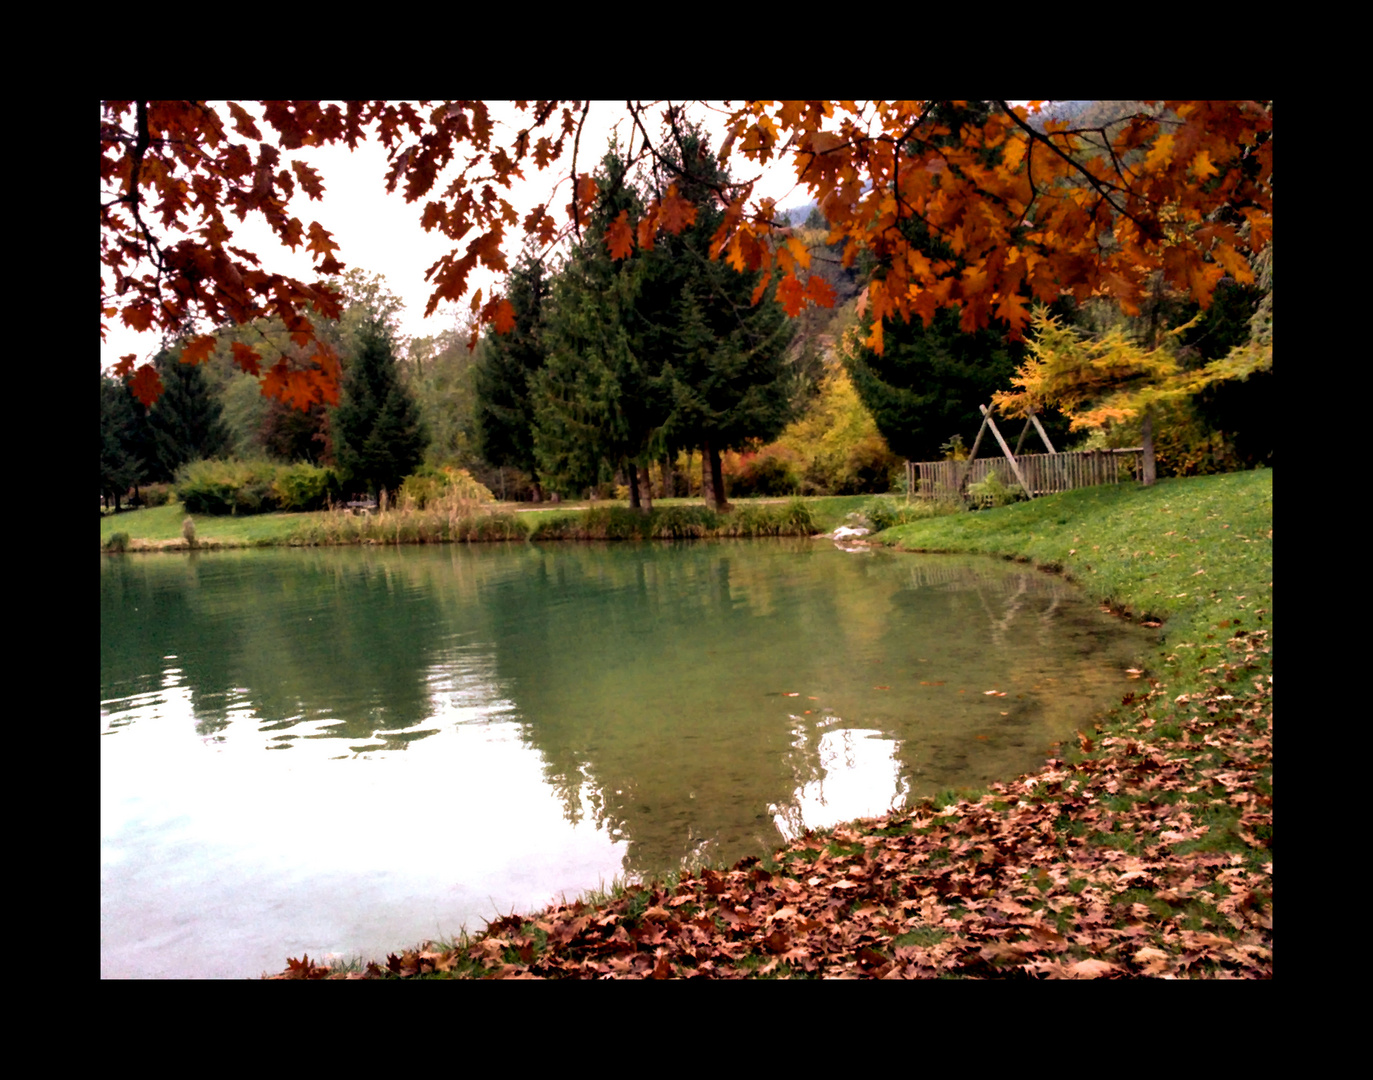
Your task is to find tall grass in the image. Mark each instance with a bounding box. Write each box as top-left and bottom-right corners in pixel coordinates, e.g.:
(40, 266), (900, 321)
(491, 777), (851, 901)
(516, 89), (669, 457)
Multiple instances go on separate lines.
(526, 500), (816, 541)
(289, 484), (524, 545)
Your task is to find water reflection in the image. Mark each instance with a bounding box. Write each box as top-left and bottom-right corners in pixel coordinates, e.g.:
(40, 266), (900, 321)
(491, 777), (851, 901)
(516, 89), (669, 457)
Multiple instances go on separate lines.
(101, 542), (1154, 977)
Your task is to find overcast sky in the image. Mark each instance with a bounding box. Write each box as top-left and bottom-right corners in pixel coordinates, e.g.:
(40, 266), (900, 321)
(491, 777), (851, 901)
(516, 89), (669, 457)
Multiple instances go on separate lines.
(100, 101), (814, 371)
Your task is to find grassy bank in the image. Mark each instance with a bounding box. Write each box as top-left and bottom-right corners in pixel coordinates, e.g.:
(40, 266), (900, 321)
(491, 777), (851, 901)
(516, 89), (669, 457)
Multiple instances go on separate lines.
(100, 494), (900, 550)
(266, 470), (1272, 979)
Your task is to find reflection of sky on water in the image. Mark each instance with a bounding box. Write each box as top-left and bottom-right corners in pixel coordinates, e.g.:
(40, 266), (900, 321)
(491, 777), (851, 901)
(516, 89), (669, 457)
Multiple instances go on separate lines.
(101, 652), (627, 979)
(773, 723), (907, 842)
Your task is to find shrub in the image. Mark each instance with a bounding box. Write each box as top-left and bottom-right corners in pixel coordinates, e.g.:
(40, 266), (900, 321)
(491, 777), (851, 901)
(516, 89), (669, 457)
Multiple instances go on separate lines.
(862, 496), (958, 531)
(271, 462), (340, 512)
(726, 449), (801, 497)
(845, 435), (901, 494)
(181, 516), (196, 546)
(106, 531), (130, 553)
(967, 468), (1025, 508)
(141, 483), (174, 508)
(398, 465), (495, 511)
(177, 459), (282, 516)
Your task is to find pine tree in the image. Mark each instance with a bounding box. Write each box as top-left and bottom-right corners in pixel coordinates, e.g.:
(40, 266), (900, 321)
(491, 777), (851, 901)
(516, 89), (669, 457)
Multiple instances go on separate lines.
(145, 348), (232, 482)
(330, 320), (427, 498)
(641, 123), (797, 509)
(533, 146), (673, 505)
(473, 252), (552, 498)
(100, 373), (149, 509)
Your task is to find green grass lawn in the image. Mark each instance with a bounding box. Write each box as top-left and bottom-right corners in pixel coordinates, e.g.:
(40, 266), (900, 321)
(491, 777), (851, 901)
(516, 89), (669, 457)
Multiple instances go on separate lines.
(100, 502), (315, 547)
(876, 470), (1272, 686)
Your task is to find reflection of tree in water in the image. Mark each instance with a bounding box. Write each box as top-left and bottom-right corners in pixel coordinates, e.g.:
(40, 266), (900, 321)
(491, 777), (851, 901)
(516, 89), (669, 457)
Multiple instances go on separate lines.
(102, 543), (1153, 880)
(102, 549), (454, 748)
(475, 542), (859, 875)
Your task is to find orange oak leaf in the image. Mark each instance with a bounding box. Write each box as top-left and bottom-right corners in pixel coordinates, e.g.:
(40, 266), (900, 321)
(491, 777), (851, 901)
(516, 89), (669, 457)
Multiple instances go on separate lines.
(803, 275), (837, 309)
(658, 185), (698, 235)
(179, 335), (217, 367)
(231, 341), (261, 377)
(127, 363), (163, 408)
(777, 274), (806, 317)
(605, 210), (635, 260)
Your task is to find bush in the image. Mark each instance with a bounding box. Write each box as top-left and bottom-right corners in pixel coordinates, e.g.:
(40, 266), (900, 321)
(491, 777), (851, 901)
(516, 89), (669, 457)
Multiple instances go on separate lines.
(862, 496), (958, 531)
(726, 449), (801, 497)
(176, 459), (281, 516)
(271, 462), (340, 512)
(967, 469), (1025, 508)
(140, 483), (174, 508)
(845, 435), (901, 494)
(105, 531), (130, 553)
(398, 465), (496, 510)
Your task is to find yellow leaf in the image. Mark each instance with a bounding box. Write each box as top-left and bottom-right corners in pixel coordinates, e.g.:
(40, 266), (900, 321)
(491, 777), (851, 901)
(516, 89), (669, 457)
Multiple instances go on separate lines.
(1191, 149), (1219, 182)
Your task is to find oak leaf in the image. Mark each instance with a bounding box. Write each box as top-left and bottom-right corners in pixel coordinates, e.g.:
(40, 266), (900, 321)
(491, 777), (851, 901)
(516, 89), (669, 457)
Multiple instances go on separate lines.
(605, 210), (635, 261)
(127, 364), (163, 408)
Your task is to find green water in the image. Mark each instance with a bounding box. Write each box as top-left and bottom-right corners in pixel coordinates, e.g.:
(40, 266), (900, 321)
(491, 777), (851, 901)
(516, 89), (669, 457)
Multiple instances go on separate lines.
(100, 540), (1154, 977)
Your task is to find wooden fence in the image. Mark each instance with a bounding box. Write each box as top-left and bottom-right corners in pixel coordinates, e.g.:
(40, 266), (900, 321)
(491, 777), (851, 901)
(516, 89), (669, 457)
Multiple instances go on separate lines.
(905, 447), (1144, 504)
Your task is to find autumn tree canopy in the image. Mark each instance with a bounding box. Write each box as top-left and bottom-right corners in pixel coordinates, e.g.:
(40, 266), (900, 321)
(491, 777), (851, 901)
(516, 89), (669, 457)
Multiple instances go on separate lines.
(101, 100), (1272, 410)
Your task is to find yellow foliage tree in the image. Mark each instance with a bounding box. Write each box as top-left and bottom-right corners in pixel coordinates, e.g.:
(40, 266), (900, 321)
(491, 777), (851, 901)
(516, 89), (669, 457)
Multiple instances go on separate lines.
(992, 307), (1210, 485)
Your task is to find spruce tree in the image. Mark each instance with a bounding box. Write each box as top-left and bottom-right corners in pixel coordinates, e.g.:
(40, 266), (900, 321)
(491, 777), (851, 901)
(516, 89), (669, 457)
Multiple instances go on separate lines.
(330, 320), (427, 498)
(643, 123), (796, 509)
(534, 146), (672, 505)
(100, 373), (149, 509)
(145, 348), (232, 482)
(473, 251), (551, 498)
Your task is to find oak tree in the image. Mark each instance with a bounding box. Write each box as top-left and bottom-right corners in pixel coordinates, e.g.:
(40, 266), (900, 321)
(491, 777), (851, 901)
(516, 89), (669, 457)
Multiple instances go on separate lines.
(102, 101), (1272, 413)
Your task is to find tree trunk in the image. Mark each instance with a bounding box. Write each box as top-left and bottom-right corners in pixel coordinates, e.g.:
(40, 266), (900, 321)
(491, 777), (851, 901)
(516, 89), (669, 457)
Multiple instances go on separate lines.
(661, 454), (675, 499)
(704, 438), (731, 511)
(531, 480), (543, 503)
(700, 445), (714, 507)
(638, 463), (653, 513)
(626, 461), (642, 511)
(1141, 408), (1157, 487)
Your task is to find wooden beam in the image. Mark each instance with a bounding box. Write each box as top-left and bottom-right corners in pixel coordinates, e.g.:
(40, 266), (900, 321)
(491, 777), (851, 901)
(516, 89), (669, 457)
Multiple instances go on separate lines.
(1014, 416), (1032, 455)
(980, 404), (1034, 499)
(1028, 408), (1057, 454)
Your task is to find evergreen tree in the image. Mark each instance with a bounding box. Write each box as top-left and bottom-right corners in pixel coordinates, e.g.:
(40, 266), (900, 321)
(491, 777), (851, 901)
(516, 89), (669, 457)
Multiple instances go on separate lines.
(534, 146), (673, 506)
(145, 348), (231, 482)
(642, 123), (797, 509)
(844, 307), (1032, 463)
(473, 252), (552, 498)
(100, 373), (149, 509)
(330, 320), (427, 498)
(259, 398), (330, 464)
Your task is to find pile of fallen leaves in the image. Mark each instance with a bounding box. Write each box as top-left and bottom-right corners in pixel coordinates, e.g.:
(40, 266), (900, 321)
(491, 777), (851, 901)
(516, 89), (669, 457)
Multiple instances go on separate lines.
(269, 627), (1270, 980)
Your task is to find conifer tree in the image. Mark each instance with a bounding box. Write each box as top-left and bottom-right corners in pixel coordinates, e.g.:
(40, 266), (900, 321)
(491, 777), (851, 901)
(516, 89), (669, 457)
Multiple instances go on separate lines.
(145, 347), (232, 482)
(330, 320), (426, 498)
(641, 122), (796, 510)
(533, 146), (672, 506)
(473, 251), (552, 499)
(100, 373), (149, 509)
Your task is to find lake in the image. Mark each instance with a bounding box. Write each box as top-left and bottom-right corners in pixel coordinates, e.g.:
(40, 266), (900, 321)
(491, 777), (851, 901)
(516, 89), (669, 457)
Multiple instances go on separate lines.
(100, 539), (1154, 977)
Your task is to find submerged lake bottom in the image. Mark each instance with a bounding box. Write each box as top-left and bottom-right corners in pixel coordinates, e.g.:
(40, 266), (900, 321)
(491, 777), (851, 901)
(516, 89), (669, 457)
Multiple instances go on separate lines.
(101, 539), (1155, 978)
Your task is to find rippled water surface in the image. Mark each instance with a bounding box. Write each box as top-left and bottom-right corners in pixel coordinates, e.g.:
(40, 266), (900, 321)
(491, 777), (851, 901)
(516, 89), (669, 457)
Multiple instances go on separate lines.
(101, 540), (1154, 977)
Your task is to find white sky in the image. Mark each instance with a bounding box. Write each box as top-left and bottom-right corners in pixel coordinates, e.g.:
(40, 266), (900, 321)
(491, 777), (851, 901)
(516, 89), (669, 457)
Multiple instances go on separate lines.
(100, 101), (816, 371)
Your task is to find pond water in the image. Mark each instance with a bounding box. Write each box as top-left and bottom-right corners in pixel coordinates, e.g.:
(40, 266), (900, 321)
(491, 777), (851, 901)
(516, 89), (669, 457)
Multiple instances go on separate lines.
(100, 539), (1154, 978)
